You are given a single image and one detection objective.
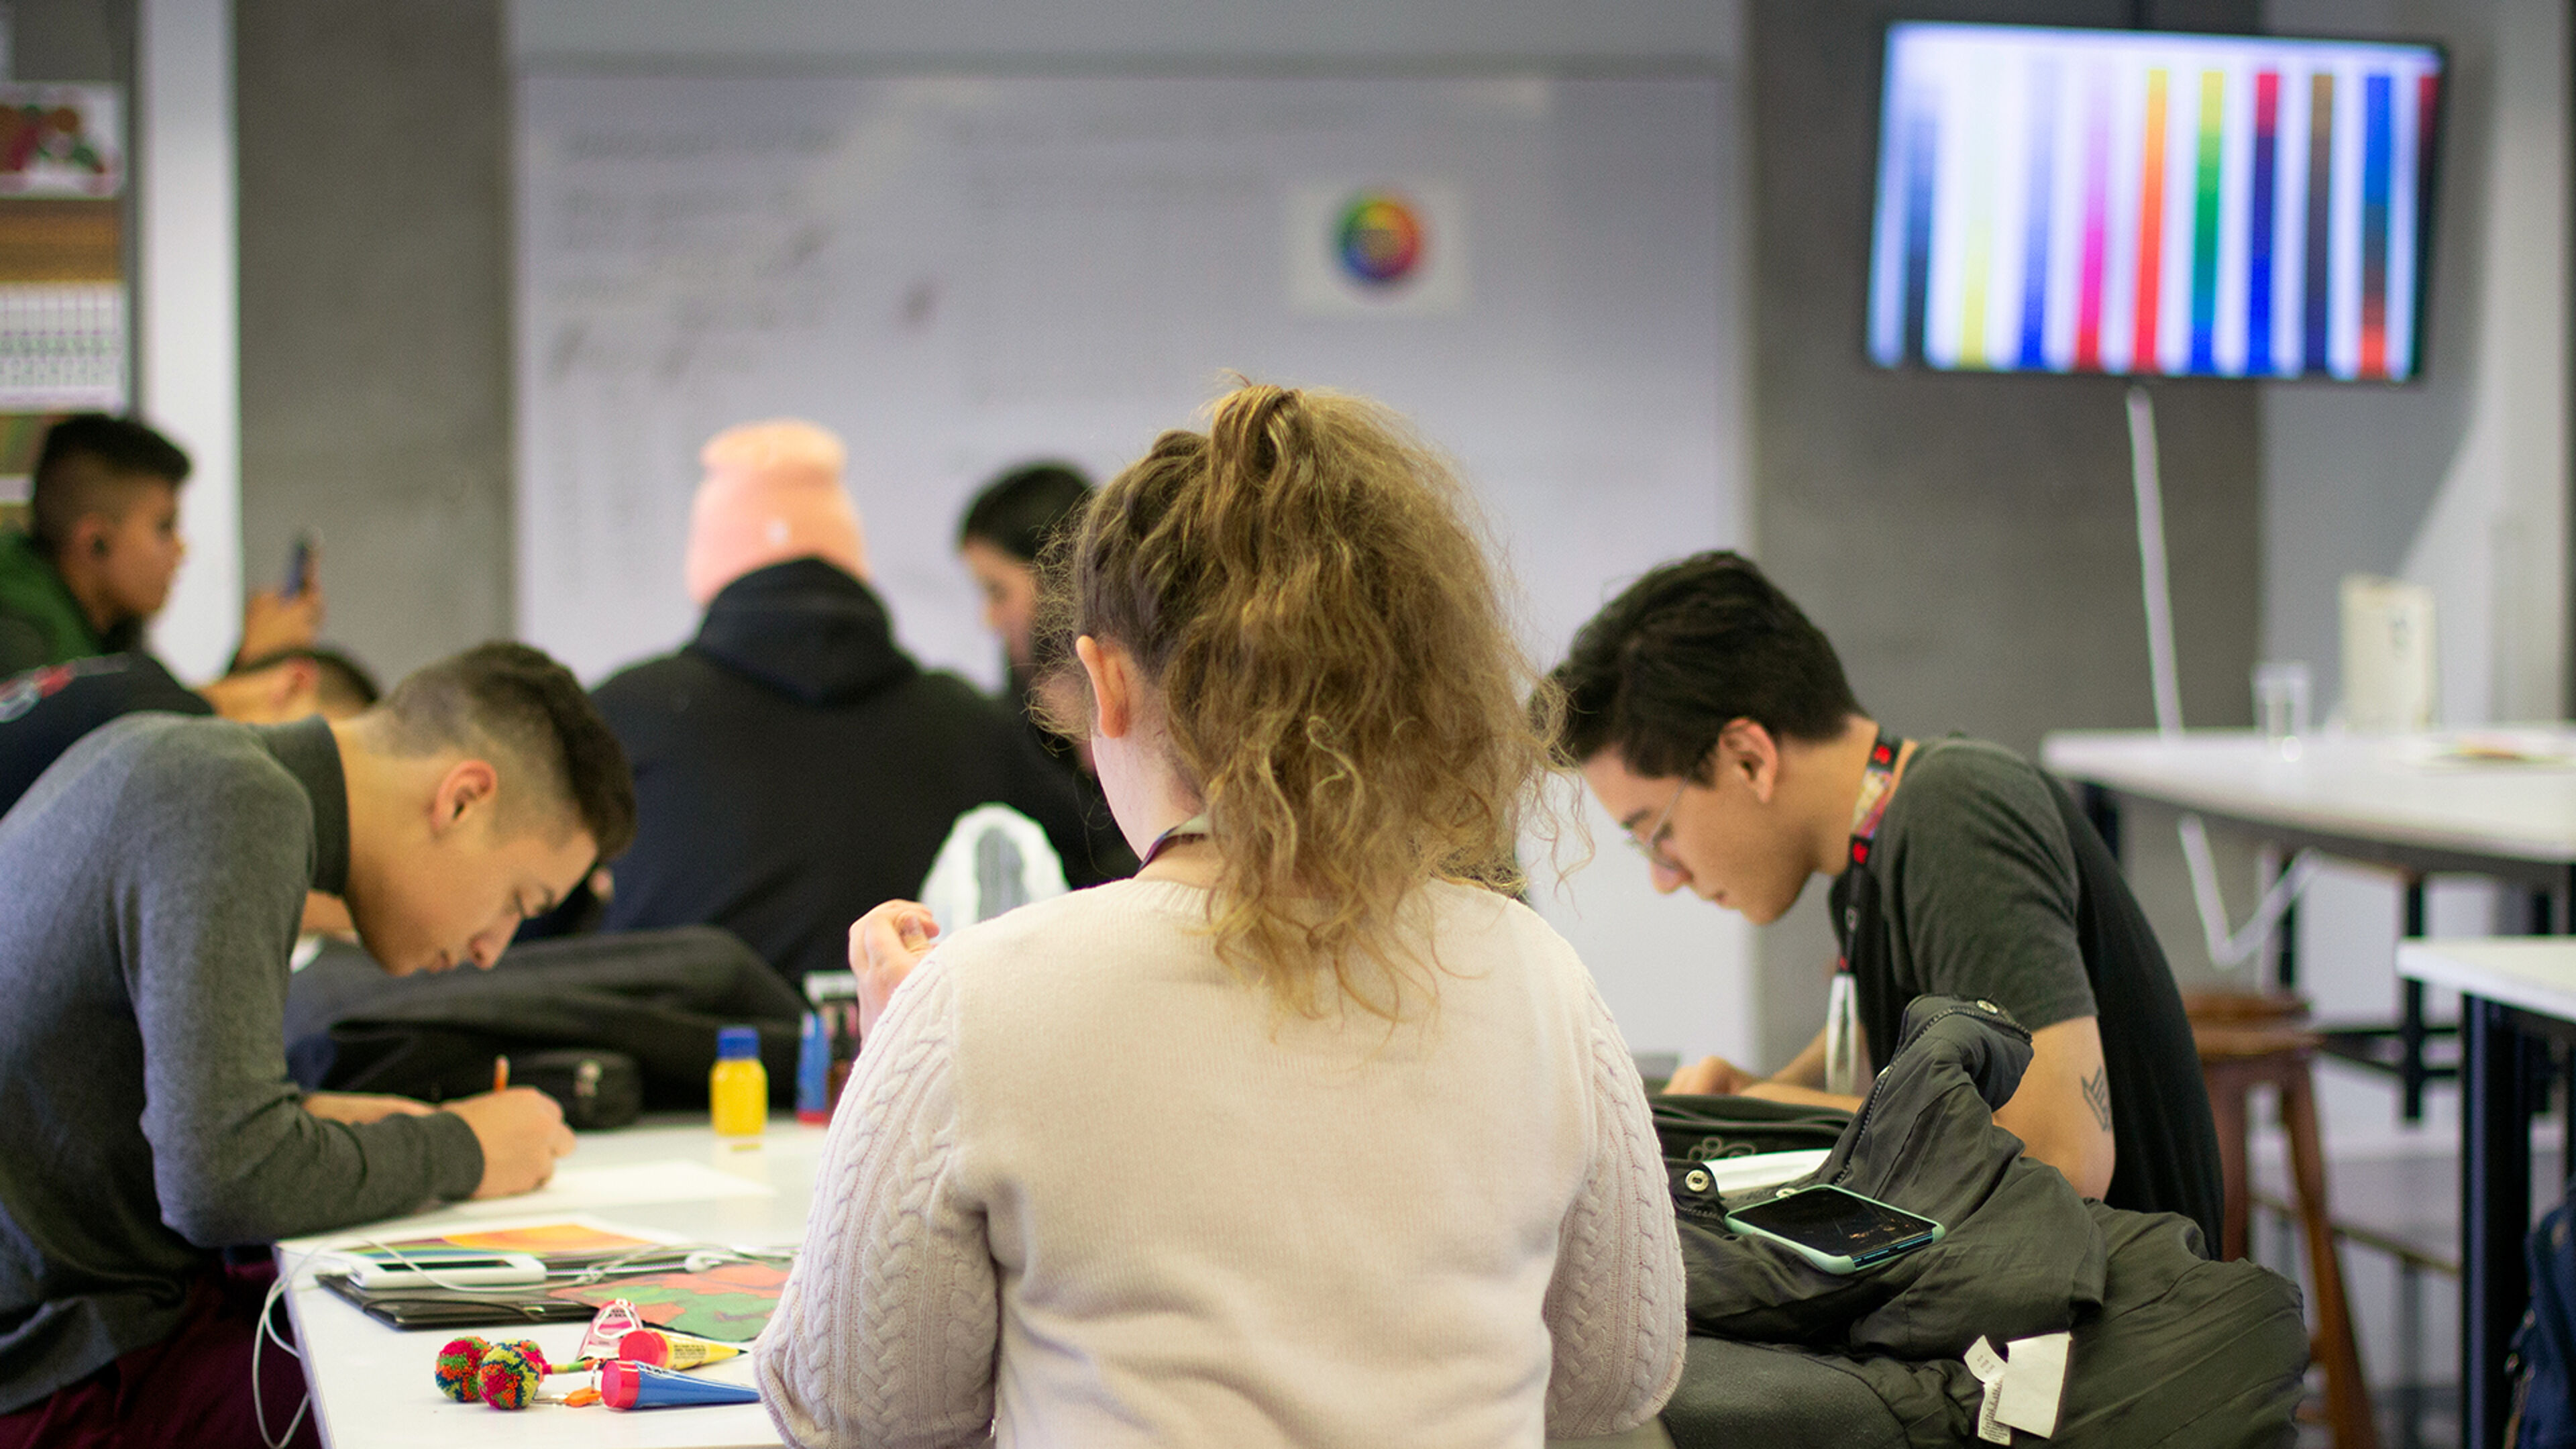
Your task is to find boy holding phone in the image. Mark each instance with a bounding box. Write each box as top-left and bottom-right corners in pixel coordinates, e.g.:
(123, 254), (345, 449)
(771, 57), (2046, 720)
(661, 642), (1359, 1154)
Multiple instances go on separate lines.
(0, 415), (326, 676)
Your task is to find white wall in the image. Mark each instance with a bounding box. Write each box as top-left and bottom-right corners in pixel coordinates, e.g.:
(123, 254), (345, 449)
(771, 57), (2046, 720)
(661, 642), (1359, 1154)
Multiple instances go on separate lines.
(514, 0), (1743, 66)
(136, 0), (238, 682)
(507, 0), (1762, 1069)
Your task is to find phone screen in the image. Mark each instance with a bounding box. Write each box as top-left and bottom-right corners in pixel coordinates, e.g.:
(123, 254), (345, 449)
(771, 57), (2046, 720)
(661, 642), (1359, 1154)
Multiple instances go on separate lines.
(282, 534), (313, 598)
(1728, 1186), (1940, 1262)
(354, 1250), (520, 1269)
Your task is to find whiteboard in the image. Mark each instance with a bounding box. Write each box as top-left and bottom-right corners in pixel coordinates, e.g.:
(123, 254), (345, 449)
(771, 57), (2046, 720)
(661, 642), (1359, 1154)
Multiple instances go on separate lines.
(514, 70), (1756, 1063)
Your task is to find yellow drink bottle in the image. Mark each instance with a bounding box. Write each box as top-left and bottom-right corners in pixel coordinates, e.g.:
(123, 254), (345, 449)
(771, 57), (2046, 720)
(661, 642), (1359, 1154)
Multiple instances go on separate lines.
(710, 1026), (767, 1136)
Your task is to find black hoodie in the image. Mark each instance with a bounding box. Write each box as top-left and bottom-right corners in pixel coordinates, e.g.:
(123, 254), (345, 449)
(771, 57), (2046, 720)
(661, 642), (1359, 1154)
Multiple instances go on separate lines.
(592, 559), (1125, 983)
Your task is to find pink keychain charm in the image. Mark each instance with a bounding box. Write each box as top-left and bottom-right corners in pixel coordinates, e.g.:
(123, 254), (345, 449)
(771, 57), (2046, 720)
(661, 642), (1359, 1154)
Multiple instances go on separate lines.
(574, 1299), (649, 1365)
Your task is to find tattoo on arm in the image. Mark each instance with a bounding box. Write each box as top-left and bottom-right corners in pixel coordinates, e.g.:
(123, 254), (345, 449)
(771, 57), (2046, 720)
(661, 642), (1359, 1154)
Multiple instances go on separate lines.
(2080, 1070), (2112, 1132)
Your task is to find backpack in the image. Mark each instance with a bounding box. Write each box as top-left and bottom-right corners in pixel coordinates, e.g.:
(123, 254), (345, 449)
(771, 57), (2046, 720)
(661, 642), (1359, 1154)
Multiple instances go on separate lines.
(2509, 1185), (2576, 1447)
(1651, 1094), (1853, 1164)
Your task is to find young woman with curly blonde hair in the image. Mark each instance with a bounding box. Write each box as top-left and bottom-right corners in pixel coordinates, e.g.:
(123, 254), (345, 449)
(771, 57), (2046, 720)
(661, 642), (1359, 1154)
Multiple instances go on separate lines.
(758, 384), (1684, 1447)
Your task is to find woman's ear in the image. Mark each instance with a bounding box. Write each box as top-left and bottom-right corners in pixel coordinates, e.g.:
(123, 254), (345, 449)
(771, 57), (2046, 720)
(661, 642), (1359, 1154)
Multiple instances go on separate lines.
(1074, 635), (1134, 742)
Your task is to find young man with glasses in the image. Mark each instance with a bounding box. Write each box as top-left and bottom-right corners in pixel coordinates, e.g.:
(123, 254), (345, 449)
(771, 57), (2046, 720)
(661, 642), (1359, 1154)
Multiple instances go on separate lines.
(1550, 551), (2220, 1245)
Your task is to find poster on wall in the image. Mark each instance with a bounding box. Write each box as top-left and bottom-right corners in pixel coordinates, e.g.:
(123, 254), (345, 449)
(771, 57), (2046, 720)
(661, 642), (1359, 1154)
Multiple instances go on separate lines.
(1285, 182), (1470, 316)
(0, 84), (125, 503)
(0, 85), (122, 199)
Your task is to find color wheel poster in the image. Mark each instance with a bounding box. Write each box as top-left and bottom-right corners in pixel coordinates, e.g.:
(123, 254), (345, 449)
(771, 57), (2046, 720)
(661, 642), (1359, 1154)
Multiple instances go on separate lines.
(1868, 24), (2443, 381)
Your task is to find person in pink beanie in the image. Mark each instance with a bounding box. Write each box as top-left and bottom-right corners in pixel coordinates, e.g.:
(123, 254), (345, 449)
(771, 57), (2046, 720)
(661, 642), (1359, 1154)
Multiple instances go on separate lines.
(682, 420), (869, 604)
(592, 418), (1125, 987)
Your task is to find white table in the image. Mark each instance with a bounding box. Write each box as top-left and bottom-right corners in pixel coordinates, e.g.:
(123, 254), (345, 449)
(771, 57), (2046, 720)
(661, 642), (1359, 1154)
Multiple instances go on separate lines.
(2045, 728), (2576, 1449)
(2400, 941), (2576, 1449)
(278, 1118), (827, 1449)
(277, 1117), (1674, 1449)
(2040, 728), (2576, 883)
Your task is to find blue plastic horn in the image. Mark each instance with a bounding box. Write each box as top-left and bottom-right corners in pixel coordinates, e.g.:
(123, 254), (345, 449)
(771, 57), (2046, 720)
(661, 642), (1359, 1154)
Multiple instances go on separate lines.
(599, 1359), (761, 1410)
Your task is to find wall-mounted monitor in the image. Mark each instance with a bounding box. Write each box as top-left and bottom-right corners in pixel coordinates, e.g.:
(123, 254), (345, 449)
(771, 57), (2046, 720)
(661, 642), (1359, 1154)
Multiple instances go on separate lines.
(1867, 23), (2443, 381)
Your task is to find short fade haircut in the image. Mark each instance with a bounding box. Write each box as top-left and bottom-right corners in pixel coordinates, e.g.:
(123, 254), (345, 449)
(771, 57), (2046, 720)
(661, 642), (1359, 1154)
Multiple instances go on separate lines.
(30, 414), (192, 557)
(959, 462), (1093, 564)
(1550, 551), (1863, 782)
(234, 645), (383, 716)
(371, 642), (637, 859)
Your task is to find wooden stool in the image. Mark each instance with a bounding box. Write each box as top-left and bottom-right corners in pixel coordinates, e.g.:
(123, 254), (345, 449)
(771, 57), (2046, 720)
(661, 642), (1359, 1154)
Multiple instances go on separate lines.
(2188, 999), (2379, 1449)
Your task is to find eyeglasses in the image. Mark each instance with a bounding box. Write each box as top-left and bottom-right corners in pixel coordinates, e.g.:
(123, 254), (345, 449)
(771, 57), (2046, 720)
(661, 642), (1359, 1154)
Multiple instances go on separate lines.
(1623, 779), (1690, 872)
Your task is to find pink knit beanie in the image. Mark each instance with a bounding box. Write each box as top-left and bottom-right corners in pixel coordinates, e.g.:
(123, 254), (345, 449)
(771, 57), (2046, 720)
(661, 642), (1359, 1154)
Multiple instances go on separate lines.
(683, 419), (868, 605)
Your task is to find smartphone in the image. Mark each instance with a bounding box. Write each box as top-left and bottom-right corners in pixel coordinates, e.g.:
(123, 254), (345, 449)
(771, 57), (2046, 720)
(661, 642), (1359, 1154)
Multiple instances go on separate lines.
(343, 1248), (546, 1290)
(282, 529), (318, 598)
(1723, 1183), (1945, 1275)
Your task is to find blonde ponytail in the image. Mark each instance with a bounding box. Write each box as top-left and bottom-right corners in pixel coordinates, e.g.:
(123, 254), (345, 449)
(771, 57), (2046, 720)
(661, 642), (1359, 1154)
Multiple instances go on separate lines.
(1039, 383), (1562, 1017)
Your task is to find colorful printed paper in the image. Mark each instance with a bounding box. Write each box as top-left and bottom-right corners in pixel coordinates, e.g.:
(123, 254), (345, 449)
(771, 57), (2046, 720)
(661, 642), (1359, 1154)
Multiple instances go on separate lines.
(553, 1261), (788, 1344)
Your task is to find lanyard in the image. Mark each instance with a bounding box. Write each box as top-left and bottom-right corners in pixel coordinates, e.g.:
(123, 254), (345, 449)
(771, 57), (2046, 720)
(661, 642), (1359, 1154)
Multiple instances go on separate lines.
(1845, 733), (1904, 870)
(1825, 733), (1904, 1098)
(1837, 734), (1905, 949)
(1141, 812), (1212, 867)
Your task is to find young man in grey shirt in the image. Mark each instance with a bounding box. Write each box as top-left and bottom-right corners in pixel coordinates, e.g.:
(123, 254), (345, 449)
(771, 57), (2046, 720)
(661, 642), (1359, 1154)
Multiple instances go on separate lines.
(0, 642), (636, 1447)
(1550, 553), (2221, 1249)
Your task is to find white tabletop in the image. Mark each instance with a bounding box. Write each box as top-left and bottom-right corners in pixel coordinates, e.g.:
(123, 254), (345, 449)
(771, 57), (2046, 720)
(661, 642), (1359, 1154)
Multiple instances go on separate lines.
(2398, 938), (2576, 1022)
(2039, 727), (2576, 866)
(276, 1116), (1674, 1449)
(278, 1117), (826, 1449)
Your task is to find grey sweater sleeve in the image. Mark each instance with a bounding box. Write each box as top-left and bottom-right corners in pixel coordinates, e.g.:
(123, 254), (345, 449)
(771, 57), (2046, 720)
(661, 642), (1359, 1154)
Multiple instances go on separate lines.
(117, 737), (482, 1246)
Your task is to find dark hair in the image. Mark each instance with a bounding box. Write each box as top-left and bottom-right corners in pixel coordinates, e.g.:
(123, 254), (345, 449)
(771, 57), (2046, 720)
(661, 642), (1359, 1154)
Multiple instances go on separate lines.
(29, 414), (193, 555)
(1550, 551), (1862, 782)
(372, 642), (637, 859)
(959, 462), (1093, 564)
(234, 645), (382, 714)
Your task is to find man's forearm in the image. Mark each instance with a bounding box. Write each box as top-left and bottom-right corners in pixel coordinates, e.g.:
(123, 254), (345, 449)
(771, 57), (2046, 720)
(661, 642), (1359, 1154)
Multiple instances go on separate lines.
(1767, 1026), (1832, 1090)
(304, 1091), (435, 1124)
(1742, 1081), (1862, 1111)
(1991, 1017), (2117, 1199)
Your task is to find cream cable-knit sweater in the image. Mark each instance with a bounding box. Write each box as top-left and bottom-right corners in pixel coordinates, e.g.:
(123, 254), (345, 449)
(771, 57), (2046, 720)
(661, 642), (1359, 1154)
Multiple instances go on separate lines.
(756, 877), (1686, 1449)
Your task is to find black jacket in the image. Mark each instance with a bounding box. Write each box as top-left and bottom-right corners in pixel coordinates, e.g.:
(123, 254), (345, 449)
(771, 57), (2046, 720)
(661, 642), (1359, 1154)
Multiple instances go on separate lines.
(592, 559), (1124, 983)
(1659, 998), (2306, 1449)
(0, 654), (211, 818)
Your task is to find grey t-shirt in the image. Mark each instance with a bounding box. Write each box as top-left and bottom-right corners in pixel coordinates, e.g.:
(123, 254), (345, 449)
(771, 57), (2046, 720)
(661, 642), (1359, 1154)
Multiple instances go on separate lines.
(0, 714), (483, 1412)
(1828, 736), (2222, 1240)
(1831, 739), (2100, 1050)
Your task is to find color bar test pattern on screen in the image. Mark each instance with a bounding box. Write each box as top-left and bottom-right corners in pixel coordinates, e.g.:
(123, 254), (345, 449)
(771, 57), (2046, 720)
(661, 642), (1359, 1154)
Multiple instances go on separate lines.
(1866, 23), (2442, 381)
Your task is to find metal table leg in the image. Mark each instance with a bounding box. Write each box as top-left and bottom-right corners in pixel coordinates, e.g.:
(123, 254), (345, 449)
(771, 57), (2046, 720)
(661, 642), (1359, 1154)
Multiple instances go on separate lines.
(2277, 863), (2300, 994)
(2083, 783), (2121, 863)
(2461, 995), (2535, 1449)
(2401, 878), (2427, 1122)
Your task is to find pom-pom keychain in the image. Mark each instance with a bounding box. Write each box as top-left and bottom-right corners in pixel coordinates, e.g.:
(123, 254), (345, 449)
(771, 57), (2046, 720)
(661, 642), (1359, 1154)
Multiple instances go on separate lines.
(478, 1345), (544, 1411)
(432, 1335), (490, 1401)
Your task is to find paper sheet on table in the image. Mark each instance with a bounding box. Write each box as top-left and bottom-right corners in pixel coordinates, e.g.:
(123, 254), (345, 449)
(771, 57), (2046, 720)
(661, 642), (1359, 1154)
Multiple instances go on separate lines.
(446, 1159), (774, 1217)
